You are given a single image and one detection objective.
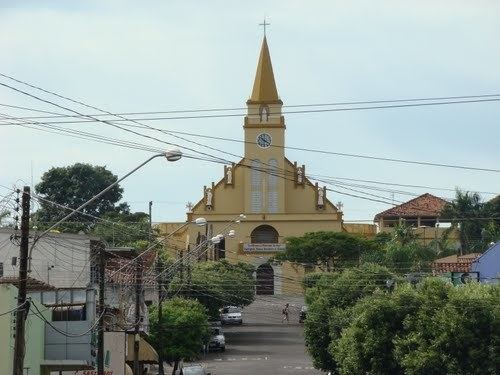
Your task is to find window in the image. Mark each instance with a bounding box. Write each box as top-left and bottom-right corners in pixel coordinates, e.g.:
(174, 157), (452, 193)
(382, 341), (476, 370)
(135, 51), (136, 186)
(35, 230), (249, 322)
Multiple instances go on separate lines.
(0, 262), (3, 277)
(250, 159), (262, 213)
(52, 305), (86, 321)
(251, 225), (279, 243)
(267, 159), (278, 213)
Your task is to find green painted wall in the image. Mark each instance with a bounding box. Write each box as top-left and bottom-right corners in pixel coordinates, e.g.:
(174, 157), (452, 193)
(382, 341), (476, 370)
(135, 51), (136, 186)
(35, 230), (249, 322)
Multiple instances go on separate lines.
(0, 285), (49, 375)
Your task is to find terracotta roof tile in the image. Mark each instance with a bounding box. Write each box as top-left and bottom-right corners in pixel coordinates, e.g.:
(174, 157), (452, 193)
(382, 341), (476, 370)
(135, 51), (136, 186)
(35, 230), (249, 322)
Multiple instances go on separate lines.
(374, 193), (448, 220)
(0, 276), (56, 291)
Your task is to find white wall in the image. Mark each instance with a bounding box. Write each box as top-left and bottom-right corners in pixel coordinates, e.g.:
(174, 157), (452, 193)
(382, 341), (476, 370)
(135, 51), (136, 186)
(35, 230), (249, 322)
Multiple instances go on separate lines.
(0, 229), (92, 288)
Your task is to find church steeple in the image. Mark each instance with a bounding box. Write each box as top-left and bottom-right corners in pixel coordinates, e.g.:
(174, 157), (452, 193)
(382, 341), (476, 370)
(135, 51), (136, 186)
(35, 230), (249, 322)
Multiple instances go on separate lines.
(247, 37), (282, 105)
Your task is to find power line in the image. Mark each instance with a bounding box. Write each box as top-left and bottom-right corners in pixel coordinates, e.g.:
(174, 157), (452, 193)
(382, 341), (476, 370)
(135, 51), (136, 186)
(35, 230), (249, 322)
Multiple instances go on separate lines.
(2, 93), (500, 119)
(1, 73), (499, 174)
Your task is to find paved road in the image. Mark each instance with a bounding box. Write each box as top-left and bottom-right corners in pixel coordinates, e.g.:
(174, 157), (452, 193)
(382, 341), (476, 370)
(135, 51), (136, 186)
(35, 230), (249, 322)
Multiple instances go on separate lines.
(194, 295), (324, 375)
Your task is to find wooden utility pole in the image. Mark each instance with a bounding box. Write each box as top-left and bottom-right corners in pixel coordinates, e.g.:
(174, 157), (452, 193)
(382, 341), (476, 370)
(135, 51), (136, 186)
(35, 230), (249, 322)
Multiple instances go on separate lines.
(97, 242), (106, 375)
(156, 258), (165, 375)
(12, 186), (30, 375)
(133, 255), (142, 375)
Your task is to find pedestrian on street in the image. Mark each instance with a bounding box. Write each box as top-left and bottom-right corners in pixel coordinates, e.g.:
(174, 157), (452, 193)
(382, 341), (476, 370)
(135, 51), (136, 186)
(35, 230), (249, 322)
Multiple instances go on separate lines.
(282, 303), (290, 323)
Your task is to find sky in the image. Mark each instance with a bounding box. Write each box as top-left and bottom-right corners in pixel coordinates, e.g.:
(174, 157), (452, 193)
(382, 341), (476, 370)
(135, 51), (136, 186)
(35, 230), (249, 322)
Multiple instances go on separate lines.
(1, 0), (499, 224)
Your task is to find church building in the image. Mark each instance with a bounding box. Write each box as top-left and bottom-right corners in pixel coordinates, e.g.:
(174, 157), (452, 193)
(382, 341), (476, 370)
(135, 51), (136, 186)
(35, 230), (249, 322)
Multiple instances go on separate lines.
(160, 37), (344, 295)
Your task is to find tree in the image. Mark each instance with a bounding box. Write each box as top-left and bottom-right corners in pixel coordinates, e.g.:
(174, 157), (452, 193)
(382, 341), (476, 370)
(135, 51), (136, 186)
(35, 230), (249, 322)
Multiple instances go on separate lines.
(333, 286), (421, 375)
(277, 231), (373, 270)
(303, 264), (394, 373)
(172, 260), (255, 319)
(92, 209), (152, 248)
(394, 281), (498, 375)
(383, 241), (436, 274)
(148, 297), (210, 375)
(34, 163), (127, 232)
(0, 210), (11, 228)
(441, 190), (485, 253)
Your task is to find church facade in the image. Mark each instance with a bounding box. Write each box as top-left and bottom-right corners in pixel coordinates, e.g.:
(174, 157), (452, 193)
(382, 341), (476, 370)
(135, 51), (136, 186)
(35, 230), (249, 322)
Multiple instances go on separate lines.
(160, 37), (344, 295)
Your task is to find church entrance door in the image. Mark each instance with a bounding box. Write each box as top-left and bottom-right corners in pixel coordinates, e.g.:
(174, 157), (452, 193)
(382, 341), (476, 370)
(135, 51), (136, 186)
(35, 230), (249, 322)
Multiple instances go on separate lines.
(256, 264), (274, 295)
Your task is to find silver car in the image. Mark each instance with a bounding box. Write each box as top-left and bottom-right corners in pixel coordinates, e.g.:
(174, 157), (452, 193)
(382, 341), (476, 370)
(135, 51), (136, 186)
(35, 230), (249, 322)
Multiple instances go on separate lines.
(220, 306), (243, 325)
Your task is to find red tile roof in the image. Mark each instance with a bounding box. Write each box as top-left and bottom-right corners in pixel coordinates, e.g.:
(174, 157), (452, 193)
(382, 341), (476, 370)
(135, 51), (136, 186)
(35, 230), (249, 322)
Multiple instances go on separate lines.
(0, 276), (56, 291)
(431, 253), (480, 274)
(374, 193), (448, 220)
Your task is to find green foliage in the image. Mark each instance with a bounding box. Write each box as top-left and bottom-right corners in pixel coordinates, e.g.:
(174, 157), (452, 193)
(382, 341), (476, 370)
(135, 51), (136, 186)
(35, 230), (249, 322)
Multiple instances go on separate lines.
(304, 271), (499, 375)
(172, 260), (255, 319)
(441, 189), (500, 252)
(148, 297), (210, 368)
(0, 210), (11, 228)
(92, 210), (152, 248)
(303, 264), (394, 372)
(384, 241), (436, 274)
(34, 163), (127, 232)
(278, 231), (373, 270)
(333, 286), (421, 375)
(394, 282), (499, 375)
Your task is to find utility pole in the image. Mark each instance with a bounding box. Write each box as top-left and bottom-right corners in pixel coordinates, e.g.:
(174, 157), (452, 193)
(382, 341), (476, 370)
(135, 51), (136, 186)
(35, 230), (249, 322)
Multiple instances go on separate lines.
(12, 186), (30, 375)
(134, 255), (142, 375)
(150, 200), (166, 375)
(156, 257), (165, 375)
(97, 241), (106, 375)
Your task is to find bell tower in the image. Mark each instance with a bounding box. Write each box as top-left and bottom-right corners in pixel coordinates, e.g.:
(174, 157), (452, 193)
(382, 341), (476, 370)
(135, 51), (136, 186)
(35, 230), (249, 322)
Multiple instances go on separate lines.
(243, 36), (286, 214)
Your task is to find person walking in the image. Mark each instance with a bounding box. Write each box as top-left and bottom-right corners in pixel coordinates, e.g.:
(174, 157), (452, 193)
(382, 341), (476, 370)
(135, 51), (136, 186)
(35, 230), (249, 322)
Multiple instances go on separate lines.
(281, 303), (290, 323)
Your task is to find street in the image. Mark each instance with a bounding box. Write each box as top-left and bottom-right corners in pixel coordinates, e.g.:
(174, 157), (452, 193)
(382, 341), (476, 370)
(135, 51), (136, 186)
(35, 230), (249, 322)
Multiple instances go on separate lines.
(196, 296), (324, 375)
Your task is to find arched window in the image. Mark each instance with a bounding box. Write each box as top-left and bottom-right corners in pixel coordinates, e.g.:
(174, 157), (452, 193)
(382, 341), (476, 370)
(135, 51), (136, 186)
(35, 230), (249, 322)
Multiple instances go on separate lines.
(250, 159), (262, 213)
(267, 158), (278, 213)
(251, 225), (279, 243)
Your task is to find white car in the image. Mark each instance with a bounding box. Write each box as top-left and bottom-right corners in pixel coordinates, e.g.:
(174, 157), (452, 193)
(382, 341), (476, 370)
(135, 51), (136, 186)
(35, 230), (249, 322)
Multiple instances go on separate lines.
(220, 306), (243, 325)
(181, 364), (211, 375)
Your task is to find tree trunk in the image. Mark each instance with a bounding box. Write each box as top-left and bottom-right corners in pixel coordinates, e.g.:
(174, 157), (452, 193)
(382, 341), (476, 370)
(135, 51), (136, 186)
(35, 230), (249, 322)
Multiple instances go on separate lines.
(172, 359), (179, 375)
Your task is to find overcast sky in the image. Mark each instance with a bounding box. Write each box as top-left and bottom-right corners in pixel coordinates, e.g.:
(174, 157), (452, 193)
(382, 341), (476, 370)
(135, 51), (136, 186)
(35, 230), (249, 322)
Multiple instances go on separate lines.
(1, 0), (499, 223)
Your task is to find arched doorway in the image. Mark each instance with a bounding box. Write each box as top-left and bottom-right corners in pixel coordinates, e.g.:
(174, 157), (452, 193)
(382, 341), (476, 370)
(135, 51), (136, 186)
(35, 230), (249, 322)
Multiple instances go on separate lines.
(256, 263), (274, 295)
(251, 225), (279, 243)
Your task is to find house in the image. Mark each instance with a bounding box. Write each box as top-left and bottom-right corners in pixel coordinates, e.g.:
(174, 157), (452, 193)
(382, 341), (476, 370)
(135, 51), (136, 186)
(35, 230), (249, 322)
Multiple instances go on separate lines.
(431, 253), (481, 274)
(471, 242), (500, 284)
(373, 193), (460, 246)
(0, 228), (98, 289)
(0, 284), (49, 375)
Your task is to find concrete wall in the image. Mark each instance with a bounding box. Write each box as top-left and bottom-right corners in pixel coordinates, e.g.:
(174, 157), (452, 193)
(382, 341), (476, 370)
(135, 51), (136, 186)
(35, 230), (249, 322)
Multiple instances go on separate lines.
(0, 284), (49, 375)
(0, 230), (92, 288)
(44, 289), (96, 366)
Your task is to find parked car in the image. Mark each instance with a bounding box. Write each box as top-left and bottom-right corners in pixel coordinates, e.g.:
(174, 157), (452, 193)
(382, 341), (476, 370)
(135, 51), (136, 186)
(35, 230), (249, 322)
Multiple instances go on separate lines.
(208, 325), (225, 352)
(220, 306), (243, 325)
(181, 364), (211, 375)
(299, 305), (308, 323)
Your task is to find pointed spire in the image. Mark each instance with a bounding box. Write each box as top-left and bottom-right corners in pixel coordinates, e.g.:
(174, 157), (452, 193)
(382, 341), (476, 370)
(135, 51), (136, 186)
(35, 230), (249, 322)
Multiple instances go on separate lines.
(248, 37), (282, 104)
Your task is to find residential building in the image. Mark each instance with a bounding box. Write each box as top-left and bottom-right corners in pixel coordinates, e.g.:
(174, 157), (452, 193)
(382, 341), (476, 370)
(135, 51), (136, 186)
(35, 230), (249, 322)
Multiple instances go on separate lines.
(0, 229), (97, 289)
(0, 284), (50, 375)
(471, 242), (500, 284)
(374, 193), (460, 246)
(431, 253), (481, 274)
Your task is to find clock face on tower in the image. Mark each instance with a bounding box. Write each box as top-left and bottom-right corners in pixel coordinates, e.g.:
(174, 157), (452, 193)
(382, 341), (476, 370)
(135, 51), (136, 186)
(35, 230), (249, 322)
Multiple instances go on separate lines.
(256, 133), (272, 148)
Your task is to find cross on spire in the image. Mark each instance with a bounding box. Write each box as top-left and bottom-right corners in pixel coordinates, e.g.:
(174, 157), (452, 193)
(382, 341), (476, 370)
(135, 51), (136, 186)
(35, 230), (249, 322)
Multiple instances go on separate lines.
(259, 18), (270, 37)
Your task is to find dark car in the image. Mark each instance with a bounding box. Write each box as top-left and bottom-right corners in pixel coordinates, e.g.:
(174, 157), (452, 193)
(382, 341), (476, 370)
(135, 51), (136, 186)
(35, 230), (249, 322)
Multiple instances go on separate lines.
(299, 305), (308, 323)
(208, 326), (225, 352)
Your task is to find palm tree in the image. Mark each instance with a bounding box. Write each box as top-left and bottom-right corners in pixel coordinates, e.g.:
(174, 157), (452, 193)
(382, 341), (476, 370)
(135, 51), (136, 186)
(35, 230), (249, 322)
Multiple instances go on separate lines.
(441, 190), (483, 254)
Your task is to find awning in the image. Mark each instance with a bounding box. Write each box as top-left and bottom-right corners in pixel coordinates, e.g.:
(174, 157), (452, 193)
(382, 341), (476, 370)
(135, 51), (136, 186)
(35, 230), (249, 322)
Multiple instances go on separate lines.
(125, 363), (133, 375)
(126, 333), (159, 363)
(40, 359), (93, 371)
